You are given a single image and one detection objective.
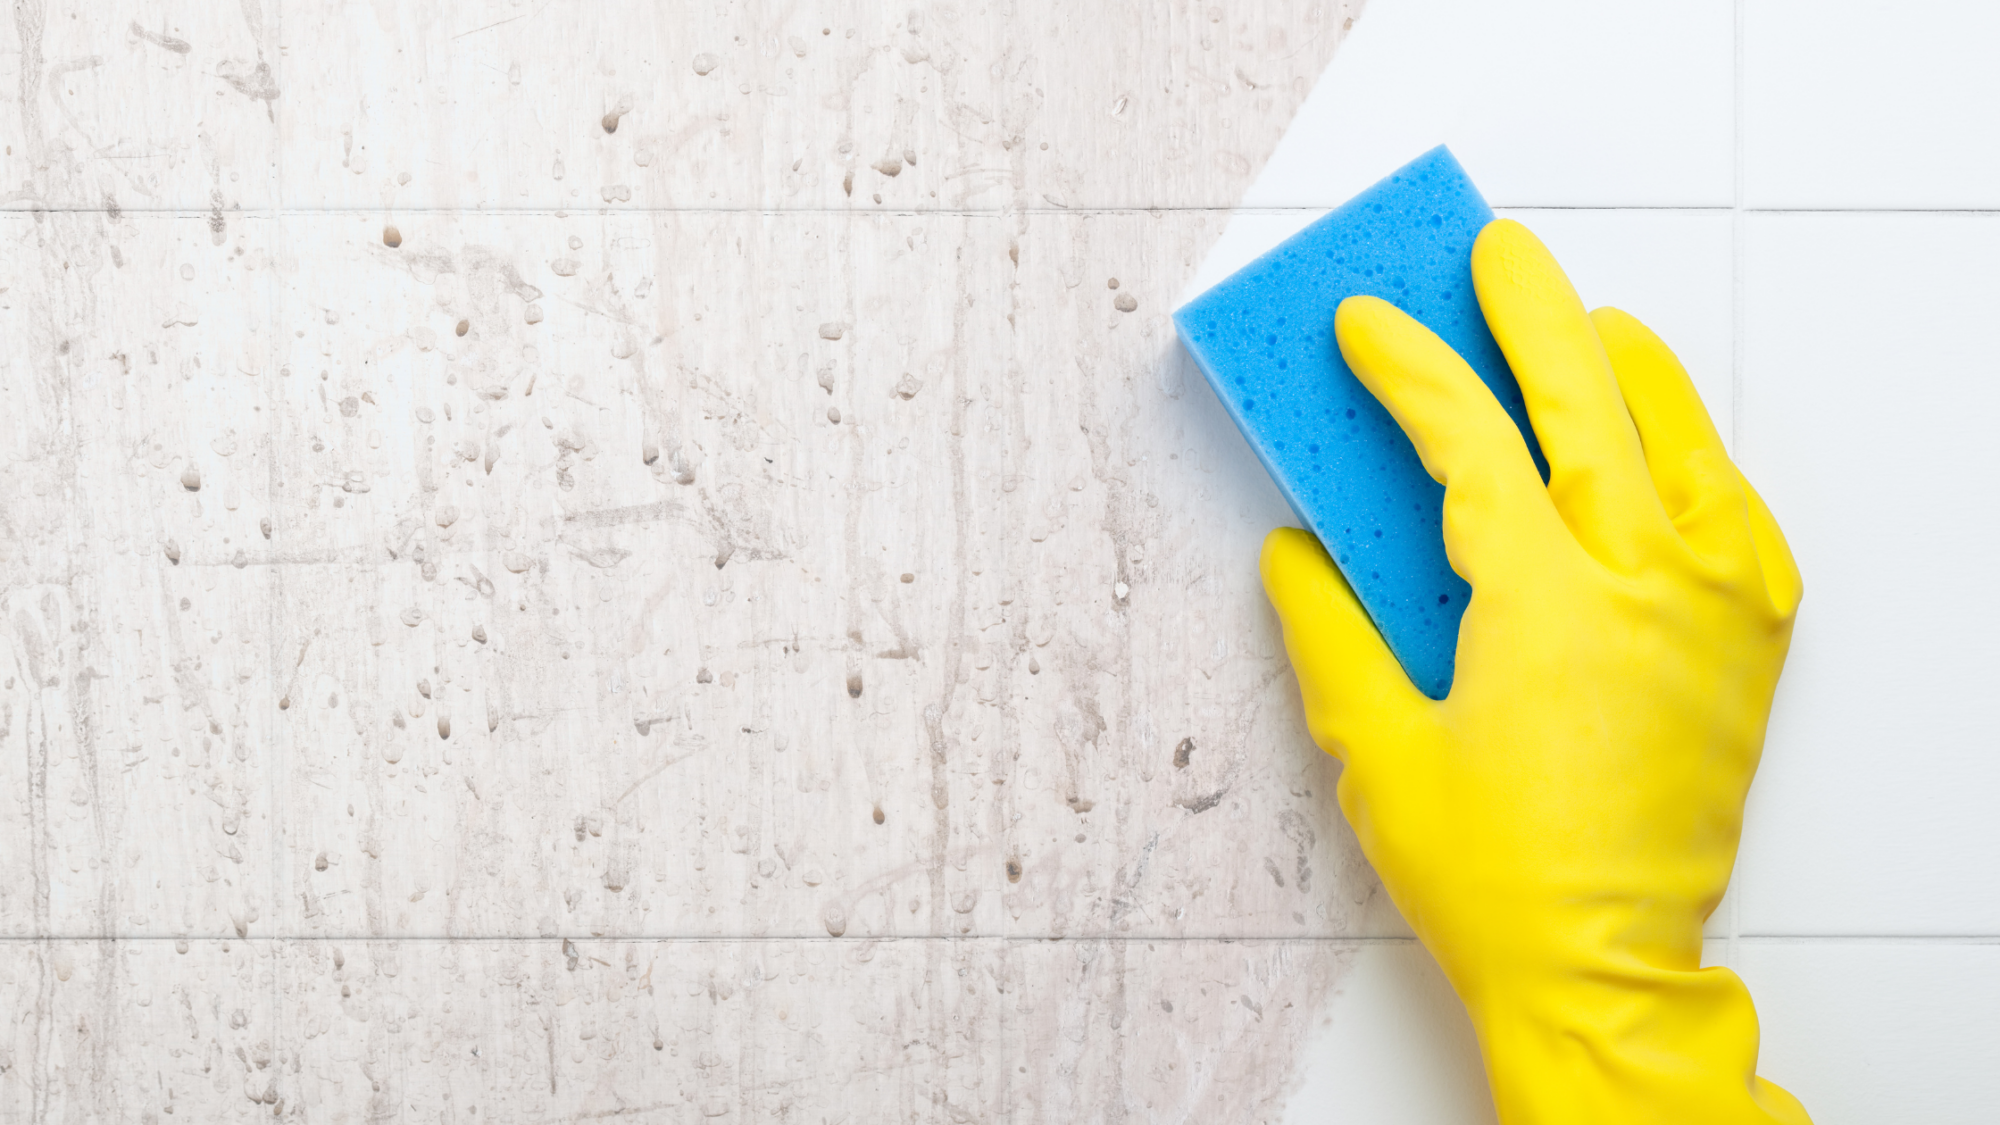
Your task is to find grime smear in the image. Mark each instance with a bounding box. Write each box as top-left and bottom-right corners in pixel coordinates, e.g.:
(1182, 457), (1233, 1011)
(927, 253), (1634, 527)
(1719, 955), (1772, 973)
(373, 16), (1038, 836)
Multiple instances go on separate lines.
(129, 21), (191, 53)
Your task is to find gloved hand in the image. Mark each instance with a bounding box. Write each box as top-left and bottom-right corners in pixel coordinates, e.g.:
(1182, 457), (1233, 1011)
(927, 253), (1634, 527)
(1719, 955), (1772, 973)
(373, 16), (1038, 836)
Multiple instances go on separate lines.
(1262, 220), (1811, 1124)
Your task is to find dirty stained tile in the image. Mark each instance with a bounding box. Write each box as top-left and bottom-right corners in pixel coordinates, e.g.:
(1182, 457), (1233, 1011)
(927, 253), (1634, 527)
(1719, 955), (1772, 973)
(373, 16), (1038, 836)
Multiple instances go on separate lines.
(277, 937), (1009, 1122)
(273, 936), (1362, 1121)
(270, 209), (1021, 938)
(0, 0), (1529, 1118)
(261, 206), (1408, 942)
(261, 204), (1409, 942)
(273, 0), (1356, 212)
(276, 1), (1007, 212)
(0, 213), (279, 939)
(0, 939), (278, 1121)
(0, 1), (279, 211)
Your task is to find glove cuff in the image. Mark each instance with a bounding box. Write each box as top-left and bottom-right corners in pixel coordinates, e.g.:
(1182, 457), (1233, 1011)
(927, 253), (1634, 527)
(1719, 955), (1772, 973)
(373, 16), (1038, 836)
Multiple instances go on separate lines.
(1463, 954), (1813, 1125)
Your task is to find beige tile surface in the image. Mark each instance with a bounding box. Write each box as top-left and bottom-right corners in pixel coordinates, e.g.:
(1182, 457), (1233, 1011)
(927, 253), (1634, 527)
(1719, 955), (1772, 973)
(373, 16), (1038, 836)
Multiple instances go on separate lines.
(260, 207), (1400, 942)
(0, 939), (278, 1121)
(0, 0), (1391, 1115)
(273, 937), (1360, 1122)
(0, 213), (278, 940)
(281, 937), (1009, 1122)
(0, 0), (280, 211)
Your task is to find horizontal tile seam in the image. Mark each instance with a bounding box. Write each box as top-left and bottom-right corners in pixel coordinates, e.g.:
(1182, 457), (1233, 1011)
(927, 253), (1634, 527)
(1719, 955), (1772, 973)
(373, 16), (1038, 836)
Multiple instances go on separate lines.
(7, 207), (2000, 217)
(0, 934), (1424, 943)
(1216, 206), (2000, 216)
(6, 934), (2000, 944)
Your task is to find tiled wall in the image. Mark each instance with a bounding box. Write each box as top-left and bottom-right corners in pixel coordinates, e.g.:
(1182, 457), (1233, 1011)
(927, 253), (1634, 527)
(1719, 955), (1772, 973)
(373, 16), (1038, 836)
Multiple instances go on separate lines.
(0, 0), (1989, 1120)
(1236, 2), (2000, 1121)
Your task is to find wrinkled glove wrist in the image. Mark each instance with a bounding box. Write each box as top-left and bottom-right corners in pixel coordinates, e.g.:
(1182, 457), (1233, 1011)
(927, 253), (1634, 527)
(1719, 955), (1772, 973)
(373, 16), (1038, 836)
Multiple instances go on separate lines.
(1466, 947), (1810, 1125)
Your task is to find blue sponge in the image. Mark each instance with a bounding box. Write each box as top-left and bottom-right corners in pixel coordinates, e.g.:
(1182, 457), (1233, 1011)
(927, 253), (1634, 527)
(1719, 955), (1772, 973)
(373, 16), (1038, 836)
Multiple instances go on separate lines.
(1174, 146), (1545, 699)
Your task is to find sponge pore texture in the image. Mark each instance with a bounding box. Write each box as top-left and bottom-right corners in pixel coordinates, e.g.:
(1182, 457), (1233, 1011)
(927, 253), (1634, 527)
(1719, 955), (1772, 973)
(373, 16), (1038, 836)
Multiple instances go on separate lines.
(1174, 146), (1544, 699)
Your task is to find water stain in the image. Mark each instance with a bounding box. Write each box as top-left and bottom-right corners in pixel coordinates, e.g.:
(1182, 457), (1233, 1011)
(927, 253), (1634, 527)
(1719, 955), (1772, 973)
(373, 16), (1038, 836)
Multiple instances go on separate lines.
(1178, 788), (1225, 814)
(217, 58), (279, 102)
(129, 21), (191, 53)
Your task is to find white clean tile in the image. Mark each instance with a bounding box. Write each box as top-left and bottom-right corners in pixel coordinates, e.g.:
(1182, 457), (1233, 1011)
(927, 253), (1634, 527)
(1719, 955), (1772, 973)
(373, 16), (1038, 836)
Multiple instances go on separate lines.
(1735, 940), (2000, 1124)
(1498, 210), (1737, 447)
(1281, 941), (1497, 1125)
(1745, 0), (2000, 209)
(1735, 214), (2000, 935)
(1241, 0), (1735, 209)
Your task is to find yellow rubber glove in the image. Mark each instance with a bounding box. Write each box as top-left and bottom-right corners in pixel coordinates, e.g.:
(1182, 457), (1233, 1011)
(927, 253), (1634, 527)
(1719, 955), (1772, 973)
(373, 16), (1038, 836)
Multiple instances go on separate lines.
(1262, 220), (1811, 1125)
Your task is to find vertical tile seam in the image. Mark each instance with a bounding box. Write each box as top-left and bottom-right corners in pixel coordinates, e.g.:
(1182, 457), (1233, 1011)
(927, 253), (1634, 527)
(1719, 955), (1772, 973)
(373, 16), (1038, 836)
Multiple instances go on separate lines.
(1728, 0), (1746, 966)
(267, 0), (289, 1055)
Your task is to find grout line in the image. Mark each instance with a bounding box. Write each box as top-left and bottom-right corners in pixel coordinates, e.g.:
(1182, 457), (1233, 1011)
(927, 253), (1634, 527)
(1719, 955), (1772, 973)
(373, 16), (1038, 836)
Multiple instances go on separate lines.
(267, 0), (287, 1058)
(7, 205), (2000, 217)
(0, 935), (1430, 944)
(1732, 935), (2000, 944)
(6, 933), (1999, 944)
(1728, 0), (1746, 968)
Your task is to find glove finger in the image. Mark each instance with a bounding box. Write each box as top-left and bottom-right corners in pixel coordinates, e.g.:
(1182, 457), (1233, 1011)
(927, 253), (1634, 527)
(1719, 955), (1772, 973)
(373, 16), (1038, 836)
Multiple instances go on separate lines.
(1737, 470), (1804, 620)
(1260, 527), (1426, 762)
(1590, 306), (1752, 567)
(1472, 220), (1676, 572)
(1334, 295), (1564, 592)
